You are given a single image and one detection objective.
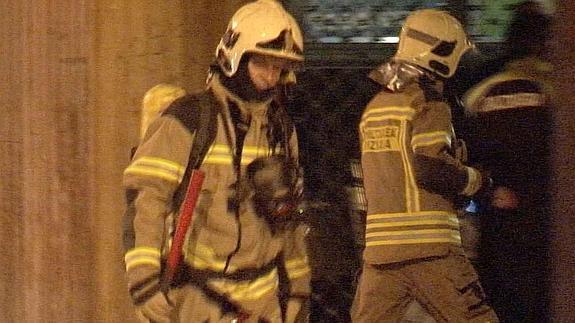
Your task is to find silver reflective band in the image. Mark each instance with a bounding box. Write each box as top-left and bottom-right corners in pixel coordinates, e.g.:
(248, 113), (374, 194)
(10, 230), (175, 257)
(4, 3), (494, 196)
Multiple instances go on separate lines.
(480, 93), (546, 113)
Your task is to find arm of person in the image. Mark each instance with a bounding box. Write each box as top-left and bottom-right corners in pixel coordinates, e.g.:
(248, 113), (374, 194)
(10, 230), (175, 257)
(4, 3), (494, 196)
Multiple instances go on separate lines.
(123, 115), (194, 309)
(411, 99), (489, 199)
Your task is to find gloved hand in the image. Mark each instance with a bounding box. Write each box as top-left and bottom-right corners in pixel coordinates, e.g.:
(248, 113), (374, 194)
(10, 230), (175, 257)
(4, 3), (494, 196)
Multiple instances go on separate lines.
(134, 291), (174, 323)
(490, 186), (519, 210)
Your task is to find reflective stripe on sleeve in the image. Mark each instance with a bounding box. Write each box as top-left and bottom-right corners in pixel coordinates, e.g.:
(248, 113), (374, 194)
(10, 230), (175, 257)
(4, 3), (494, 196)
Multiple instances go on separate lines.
(124, 247), (162, 271)
(124, 157), (185, 183)
(462, 166), (481, 196)
(411, 131), (451, 151)
(285, 256), (310, 280)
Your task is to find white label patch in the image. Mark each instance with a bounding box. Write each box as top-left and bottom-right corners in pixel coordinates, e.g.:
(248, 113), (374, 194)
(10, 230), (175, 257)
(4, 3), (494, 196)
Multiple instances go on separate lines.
(481, 93), (546, 112)
(363, 126), (400, 152)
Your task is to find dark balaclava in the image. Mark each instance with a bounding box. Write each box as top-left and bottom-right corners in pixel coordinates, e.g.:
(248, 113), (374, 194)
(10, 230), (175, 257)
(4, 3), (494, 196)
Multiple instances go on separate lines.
(219, 54), (277, 102)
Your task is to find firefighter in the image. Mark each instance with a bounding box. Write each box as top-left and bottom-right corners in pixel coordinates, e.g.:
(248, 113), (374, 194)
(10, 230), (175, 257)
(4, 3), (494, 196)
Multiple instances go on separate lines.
(351, 9), (517, 323)
(462, 2), (553, 321)
(122, 1), (310, 322)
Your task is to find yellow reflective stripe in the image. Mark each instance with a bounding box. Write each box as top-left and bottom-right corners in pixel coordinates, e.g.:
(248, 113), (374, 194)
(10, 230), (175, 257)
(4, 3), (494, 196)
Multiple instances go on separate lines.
(360, 115), (411, 130)
(203, 144), (232, 165)
(125, 247), (160, 258)
(136, 157), (183, 171)
(243, 146), (268, 155)
(240, 155), (257, 165)
(287, 267), (311, 280)
(209, 269), (278, 301)
(366, 237), (461, 246)
(366, 229), (459, 238)
(185, 254), (228, 272)
(285, 257), (308, 269)
(462, 166), (481, 196)
(125, 259), (161, 271)
(124, 167), (181, 182)
(206, 144), (269, 156)
(285, 257), (310, 280)
(361, 106), (416, 120)
(359, 107), (415, 128)
(367, 219), (459, 230)
(124, 247), (161, 271)
(360, 106), (415, 129)
(399, 119), (419, 212)
(185, 243), (281, 300)
(124, 157), (185, 183)
(367, 211), (457, 220)
(202, 144), (271, 166)
(411, 131), (451, 150)
(209, 145), (232, 153)
(366, 212), (460, 236)
(240, 144), (270, 164)
(365, 224), (462, 246)
(203, 155), (233, 165)
(188, 256), (228, 271)
(184, 243), (237, 272)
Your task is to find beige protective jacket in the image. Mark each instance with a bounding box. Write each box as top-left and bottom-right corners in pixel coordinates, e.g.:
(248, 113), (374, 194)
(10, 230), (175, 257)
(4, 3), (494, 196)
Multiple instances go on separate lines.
(123, 74), (310, 319)
(360, 81), (485, 264)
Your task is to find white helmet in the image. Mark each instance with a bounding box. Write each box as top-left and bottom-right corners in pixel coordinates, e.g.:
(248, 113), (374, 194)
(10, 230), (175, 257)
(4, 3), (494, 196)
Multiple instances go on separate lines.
(394, 9), (473, 78)
(216, 0), (304, 78)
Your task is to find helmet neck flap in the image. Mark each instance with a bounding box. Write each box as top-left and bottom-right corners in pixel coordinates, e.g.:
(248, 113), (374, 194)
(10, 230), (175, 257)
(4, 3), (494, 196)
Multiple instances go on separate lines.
(369, 59), (433, 93)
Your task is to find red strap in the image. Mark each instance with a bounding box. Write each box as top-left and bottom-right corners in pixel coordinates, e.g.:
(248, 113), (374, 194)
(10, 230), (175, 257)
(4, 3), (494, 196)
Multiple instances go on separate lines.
(164, 169), (205, 283)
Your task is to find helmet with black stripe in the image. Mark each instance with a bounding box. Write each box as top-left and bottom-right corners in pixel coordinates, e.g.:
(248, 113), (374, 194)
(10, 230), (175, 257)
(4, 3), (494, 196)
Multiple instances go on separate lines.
(394, 9), (473, 78)
(215, 0), (304, 81)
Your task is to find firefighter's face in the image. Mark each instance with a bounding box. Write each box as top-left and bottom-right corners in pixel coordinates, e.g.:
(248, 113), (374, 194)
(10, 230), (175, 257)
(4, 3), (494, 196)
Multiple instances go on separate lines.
(247, 54), (291, 91)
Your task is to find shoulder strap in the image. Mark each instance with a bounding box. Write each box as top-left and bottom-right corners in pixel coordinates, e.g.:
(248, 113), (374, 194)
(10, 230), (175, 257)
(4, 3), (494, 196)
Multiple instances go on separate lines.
(164, 90), (219, 209)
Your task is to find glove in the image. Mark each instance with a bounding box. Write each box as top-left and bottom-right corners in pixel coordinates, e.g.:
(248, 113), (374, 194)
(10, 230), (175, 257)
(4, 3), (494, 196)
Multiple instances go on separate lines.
(134, 291), (174, 323)
(490, 186), (519, 210)
(125, 262), (173, 322)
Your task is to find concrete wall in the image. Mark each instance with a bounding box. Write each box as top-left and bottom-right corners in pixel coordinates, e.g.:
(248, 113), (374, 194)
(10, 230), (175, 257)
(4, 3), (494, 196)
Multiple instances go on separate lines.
(0, 1), (248, 321)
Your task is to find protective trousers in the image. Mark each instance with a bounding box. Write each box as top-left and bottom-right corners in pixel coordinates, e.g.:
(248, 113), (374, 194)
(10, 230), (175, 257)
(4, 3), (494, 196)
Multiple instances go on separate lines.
(351, 250), (499, 323)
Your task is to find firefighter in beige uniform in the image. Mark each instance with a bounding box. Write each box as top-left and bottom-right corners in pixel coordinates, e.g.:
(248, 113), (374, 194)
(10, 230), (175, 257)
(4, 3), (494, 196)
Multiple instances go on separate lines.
(351, 10), (517, 323)
(123, 1), (310, 322)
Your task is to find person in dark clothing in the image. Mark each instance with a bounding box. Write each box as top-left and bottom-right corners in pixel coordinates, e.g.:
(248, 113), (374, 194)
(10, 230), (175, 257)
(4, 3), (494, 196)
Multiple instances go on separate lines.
(462, 2), (553, 322)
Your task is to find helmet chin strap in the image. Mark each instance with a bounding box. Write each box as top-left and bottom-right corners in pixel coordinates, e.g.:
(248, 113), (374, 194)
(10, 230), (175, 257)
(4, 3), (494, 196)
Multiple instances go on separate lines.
(220, 58), (275, 102)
